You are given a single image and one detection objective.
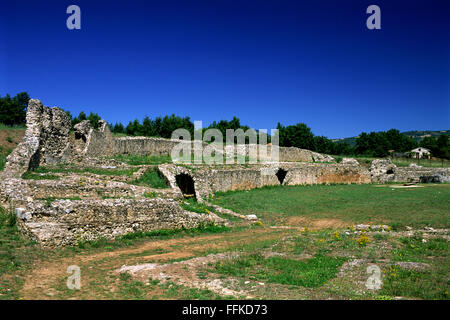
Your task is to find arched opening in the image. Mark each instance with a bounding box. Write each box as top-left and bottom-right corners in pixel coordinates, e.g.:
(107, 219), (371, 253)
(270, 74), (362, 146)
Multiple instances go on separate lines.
(420, 175), (441, 183)
(386, 169), (394, 174)
(276, 168), (287, 185)
(175, 173), (196, 198)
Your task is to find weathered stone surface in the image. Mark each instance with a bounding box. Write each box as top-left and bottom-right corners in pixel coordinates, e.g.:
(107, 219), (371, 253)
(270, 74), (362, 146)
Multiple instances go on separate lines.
(159, 162), (371, 200)
(40, 106), (72, 165)
(369, 159), (397, 183)
(74, 120), (92, 142)
(17, 198), (225, 247)
(1, 99), (72, 178)
(341, 158), (359, 165)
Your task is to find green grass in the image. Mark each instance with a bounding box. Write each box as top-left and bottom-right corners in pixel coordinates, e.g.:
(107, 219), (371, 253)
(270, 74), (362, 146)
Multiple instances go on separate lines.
(214, 253), (346, 288)
(179, 198), (215, 214)
(211, 184), (450, 228)
(21, 171), (60, 180)
(77, 223), (231, 250)
(0, 205), (48, 300)
(391, 237), (448, 262)
(111, 154), (173, 165)
(0, 146), (12, 171)
(380, 266), (449, 299)
(392, 158), (450, 168)
(132, 167), (168, 189)
(0, 124), (25, 130)
(29, 165), (138, 176)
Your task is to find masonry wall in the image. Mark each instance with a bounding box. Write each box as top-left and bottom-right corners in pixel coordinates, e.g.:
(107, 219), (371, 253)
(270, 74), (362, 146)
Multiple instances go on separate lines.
(392, 167), (450, 183)
(17, 198), (223, 247)
(1, 99), (72, 178)
(159, 163), (372, 200)
(112, 137), (183, 156)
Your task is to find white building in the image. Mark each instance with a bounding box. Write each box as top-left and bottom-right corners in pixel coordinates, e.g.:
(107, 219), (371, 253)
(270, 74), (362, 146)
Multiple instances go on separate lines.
(410, 147), (430, 159)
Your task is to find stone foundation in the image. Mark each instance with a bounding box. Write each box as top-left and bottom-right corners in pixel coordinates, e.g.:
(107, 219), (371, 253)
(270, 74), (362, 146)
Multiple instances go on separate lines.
(17, 198), (224, 247)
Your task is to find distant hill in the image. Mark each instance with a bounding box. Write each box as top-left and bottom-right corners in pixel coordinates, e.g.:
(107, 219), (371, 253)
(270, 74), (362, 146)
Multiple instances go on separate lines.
(333, 130), (450, 146)
(401, 130), (450, 142)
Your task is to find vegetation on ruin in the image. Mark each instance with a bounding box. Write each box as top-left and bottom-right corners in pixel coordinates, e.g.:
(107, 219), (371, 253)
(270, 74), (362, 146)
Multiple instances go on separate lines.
(27, 165), (138, 177)
(131, 167), (169, 189)
(21, 171), (60, 180)
(0, 146), (11, 172)
(179, 198), (215, 214)
(111, 154), (172, 165)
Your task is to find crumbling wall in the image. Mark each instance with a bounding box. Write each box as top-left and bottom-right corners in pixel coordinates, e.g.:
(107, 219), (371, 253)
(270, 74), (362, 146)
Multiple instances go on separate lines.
(216, 144), (334, 163)
(16, 198), (224, 247)
(369, 159), (450, 183)
(159, 162), (371, 200)
(112, 137), (186, 156)
(1, 99), (72, 178)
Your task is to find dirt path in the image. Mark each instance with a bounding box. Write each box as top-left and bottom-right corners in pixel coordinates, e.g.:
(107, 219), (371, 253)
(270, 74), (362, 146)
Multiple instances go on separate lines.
(20, 227), (291, 299)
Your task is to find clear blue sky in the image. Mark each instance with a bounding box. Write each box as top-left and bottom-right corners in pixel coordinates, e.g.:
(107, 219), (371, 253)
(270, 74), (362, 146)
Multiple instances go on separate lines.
(1, 0), (449, 138)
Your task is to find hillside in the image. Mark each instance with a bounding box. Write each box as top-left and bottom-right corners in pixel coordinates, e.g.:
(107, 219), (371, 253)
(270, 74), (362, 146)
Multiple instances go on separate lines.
(333, 130), (450, 146)
(0, 125), (25, 170)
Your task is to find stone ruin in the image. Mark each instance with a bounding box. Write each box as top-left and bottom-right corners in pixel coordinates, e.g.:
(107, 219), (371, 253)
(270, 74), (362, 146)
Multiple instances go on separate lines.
(1, 99), (72, 178)
(1, 99), (449, 246)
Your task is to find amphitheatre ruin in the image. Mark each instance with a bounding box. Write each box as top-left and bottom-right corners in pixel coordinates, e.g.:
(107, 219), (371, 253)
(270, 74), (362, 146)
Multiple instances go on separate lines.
(1, 99), (449, 247)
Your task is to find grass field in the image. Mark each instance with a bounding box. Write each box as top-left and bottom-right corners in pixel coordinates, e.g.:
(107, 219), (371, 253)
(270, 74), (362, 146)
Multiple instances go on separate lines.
(211, 184), (450, 229)
(0, 182), (448, 300)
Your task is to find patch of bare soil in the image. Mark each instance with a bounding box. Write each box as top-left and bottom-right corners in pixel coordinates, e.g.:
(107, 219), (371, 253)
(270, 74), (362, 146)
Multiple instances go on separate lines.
(117, 252), (250, 298)
(286, 216), (349, 229)
(0, 129), (24, 150)
(19, 227), (288, 299)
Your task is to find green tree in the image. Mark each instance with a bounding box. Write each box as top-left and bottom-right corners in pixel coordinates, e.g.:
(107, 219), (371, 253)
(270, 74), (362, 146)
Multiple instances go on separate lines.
(436, 135), (449, 159)
(0, 92), (30, 126)
(87, 112), (101, 129)
(278, 122), (314, 150)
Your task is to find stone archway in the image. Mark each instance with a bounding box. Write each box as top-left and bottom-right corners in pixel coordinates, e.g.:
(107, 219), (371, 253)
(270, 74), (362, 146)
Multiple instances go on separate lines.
(175, 173), (196, 198)
(275, 168), (287, 185)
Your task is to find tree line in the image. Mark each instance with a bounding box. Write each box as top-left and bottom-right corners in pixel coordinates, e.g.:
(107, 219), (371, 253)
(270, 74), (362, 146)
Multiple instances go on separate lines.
(0, 92), (29, 126)
(1, 92), (448, 158)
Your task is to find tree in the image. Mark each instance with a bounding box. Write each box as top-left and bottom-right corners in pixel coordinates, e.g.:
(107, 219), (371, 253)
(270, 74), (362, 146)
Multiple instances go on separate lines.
(355, 129), (416, 157)
(87, 112), (101, 129)
(277, 122), (314, 150)
(0, 92), (30, 126)
(419, 135), (449, 159)
(112, 122), (125, 134)
(71, 111), (87, 128)
(436, 135), (449, 159)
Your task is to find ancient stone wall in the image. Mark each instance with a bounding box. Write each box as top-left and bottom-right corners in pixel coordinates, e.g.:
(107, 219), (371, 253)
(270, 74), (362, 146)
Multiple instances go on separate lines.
(159, 162), (371, 200)
(369, 159), (450, 183)
(1, 99), (72, 178)
(78, 127), (334, 163)
(112, 137), (184, 156)
(16, 198), (224, 247)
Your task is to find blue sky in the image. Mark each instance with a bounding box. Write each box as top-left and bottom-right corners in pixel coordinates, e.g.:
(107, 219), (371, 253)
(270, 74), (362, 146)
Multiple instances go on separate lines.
(1, 0), (449, 138)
